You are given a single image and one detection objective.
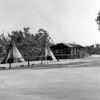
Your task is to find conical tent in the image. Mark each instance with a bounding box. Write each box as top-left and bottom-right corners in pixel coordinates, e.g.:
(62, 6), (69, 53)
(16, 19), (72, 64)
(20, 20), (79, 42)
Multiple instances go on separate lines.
(38, 33), (57, 62)
(45, 47), (57, 61)
(1, 41), (25, 63)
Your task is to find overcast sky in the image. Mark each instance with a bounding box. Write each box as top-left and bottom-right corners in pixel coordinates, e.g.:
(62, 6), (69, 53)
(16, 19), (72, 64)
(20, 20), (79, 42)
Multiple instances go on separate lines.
(0, 0), (100, 46)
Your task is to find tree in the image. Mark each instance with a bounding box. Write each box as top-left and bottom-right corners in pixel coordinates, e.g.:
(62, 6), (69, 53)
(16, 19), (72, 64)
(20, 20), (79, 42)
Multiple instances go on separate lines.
(34, 28), (53, 47)
(8, 30), (24, 43)
(8, 27), (35, 44)
(23, 27), (34, 44)
(96, 11), (100, 30)
(0, 27), (54, 61)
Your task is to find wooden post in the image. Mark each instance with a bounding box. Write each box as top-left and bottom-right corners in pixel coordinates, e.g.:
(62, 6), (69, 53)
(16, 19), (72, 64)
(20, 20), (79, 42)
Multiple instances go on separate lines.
(41, 56), (43, 64)
(62, 54), (63, 60)
(70, 48), (72, 59)
(9, 62), (11, 69)
(57, 55), (59, 61)
(9, 58), (12, 69)
(28, 57), (30, 66)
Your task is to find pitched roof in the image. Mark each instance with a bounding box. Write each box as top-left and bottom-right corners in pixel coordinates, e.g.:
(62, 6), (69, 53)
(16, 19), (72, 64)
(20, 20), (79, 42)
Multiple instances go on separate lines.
(50, 43), (84, 48)
(62, 43), (84, 48)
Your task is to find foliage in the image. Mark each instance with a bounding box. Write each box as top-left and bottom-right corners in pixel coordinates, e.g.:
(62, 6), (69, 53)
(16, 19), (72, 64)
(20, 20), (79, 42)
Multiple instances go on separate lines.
(0, 27), (54, 61)
(85, 44), (100, 55)
(96, 11), (100, 30)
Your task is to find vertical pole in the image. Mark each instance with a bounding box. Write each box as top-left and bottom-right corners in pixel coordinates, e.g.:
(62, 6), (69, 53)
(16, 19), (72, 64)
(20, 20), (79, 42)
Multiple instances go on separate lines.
(28, 57), (30, 66)
(62, 54), (63, 60)
(71, 48), (73, 59)
(9, 62), (11, 69)
(41, 56), (43, 64)
(45, 47), (47, 61)
(58, 55), (59, 61)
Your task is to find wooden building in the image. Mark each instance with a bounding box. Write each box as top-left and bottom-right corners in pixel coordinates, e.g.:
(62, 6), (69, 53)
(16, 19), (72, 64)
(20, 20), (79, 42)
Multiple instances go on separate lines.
(50, 43), (85, 60)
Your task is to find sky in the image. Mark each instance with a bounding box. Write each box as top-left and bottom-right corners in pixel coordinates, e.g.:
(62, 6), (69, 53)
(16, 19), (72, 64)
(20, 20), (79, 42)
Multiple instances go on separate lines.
(0, 0), (100, 46)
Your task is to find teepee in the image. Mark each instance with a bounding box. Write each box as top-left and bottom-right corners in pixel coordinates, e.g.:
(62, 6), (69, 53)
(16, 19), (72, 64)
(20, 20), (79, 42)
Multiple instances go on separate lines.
(1, 41), (25, 63)
(45, 47), (57, 61)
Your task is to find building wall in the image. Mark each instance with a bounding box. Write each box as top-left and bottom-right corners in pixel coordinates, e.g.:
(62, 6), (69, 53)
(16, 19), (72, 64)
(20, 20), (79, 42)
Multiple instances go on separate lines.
(50, 44), (85, 60)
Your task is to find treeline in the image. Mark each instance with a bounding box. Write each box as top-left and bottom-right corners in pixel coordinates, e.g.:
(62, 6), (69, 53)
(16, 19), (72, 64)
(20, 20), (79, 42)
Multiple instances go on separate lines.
(0, 27), (99, 61)
(0, 27), (54, 61)
(85, 44), (100, 55)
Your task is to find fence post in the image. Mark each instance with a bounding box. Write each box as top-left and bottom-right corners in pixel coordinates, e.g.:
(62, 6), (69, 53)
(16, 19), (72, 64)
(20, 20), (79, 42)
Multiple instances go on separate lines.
(41, 56), (43, 64)
(28, 57), (30, 66)
(9, 62), (11, 69)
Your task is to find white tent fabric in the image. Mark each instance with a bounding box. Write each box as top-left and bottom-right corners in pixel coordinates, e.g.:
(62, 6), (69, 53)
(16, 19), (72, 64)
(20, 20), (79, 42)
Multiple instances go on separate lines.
(45, 47), (57, 61)
(12, 44), (25, 61)
(5, 42), (25, 63)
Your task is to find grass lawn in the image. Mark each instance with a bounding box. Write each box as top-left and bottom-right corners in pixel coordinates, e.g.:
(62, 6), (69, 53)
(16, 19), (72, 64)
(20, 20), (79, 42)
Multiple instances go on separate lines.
(0, 56), (100, 100)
